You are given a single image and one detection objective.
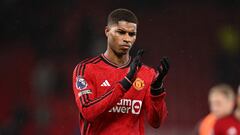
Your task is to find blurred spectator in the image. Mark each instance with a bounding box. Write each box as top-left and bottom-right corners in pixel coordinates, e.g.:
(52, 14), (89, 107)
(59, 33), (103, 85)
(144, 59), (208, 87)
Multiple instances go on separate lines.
(31, 58), (57, 100)
(0, 104), (29, 135)
(214, 85), (240, 134)
(197, 84), (235, 135)
(31, 57), (57, 134)
(0, 46), (35, 135)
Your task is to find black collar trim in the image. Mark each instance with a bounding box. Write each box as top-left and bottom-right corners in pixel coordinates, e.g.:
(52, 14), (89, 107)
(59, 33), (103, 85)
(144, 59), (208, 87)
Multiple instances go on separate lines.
(100, 54), (131, 68)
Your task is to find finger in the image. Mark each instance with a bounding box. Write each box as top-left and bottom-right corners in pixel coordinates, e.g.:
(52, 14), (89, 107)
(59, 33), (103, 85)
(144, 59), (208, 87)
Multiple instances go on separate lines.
(162, 58), (169, 70)
(160, 59), (169, 74)
(136, 57), (142, 68)
(161, 57), (169, 70)
(131, 57), (140, 71)
(157, 65), (162, 72)
(157, 63), (163, 73)
(163, 57), (169, 68)
(160, 60), (167, 72)
(137, 49), (144, 57)
(138, 62), (143, 69)
(134, 49), (144, 68)
(163, 63), (168, 74)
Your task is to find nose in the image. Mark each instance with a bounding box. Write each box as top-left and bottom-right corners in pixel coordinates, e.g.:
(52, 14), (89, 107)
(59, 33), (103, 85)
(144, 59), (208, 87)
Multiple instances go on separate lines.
(123, 35), (131, 44)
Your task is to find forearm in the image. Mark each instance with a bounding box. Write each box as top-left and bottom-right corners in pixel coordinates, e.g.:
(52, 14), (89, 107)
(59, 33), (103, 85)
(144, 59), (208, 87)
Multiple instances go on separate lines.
(77, 83), (126, 122)
(146, 56), (169, 127)
(145, 92), (168, 128)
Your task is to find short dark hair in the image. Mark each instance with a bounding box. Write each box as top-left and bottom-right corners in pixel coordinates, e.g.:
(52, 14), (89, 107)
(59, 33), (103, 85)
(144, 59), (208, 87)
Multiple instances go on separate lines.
(107, 8), (138, 25)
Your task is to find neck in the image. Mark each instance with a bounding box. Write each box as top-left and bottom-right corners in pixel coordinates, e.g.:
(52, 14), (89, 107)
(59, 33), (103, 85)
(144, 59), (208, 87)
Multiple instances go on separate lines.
(104, 49), (130, 66)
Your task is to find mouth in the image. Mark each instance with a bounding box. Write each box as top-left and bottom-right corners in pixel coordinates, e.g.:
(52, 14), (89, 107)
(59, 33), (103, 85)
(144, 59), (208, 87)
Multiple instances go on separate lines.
(120, 44), (131, 49)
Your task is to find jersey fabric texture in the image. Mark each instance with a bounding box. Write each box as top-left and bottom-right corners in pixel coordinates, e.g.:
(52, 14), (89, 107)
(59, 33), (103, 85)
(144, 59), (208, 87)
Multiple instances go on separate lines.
(72, 54), (168, 135)
(214, 115), (240, 135)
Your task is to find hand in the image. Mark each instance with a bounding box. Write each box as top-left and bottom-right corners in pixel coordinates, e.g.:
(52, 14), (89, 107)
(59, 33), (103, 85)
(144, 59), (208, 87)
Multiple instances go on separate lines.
(126, 49), (144, 81)
(120, 49), (144, 90)
(151, 57), (170, 89)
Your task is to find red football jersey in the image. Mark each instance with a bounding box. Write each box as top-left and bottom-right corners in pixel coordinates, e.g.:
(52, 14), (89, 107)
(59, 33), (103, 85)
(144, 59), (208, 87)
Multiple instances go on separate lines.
(214, 115), (240, 135)
(72, 54), (168, 135)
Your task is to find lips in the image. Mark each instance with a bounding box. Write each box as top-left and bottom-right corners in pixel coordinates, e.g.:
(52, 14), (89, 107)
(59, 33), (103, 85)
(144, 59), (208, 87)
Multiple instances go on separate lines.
(120, 45), (131, 49)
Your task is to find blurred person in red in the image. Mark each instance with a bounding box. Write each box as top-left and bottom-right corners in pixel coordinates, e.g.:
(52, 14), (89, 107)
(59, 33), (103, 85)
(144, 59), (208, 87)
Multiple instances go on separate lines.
(198, 84), (236, 135)
(72, 8), (169, 135)
(214, 85), (240, 135)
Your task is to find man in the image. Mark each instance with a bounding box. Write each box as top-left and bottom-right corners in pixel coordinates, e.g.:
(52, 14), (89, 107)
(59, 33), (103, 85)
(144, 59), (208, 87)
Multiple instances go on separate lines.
(72, 8), (169, 135)
(198, 84), (236, 135)
(214, 85), (240, 135)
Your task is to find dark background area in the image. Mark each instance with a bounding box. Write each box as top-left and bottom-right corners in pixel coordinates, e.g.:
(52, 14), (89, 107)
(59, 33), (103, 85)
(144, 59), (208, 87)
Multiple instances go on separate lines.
(0, 0), (240, 134)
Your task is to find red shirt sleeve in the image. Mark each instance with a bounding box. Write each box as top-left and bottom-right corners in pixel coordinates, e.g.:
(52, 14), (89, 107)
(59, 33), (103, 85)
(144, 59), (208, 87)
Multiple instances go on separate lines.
(72, 63), (126, 122)
(144, 69), (168, 128)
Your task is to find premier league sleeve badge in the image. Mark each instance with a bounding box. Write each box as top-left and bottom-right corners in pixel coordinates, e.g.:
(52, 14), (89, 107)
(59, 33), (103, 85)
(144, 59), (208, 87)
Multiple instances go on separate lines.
(76, 76), (88, 90)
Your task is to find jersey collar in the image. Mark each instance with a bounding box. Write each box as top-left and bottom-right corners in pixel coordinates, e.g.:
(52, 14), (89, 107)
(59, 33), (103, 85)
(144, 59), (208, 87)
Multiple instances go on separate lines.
(100, 54), (131, 68)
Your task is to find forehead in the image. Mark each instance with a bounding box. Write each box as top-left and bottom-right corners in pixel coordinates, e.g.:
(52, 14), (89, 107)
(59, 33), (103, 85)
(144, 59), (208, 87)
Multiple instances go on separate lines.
(110, 21), (137, 32)
(209, 92), (228, 101)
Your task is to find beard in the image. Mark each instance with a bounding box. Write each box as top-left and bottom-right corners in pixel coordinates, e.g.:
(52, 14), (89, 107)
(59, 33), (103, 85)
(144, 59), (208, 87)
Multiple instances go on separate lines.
(113, 47), (130, 57)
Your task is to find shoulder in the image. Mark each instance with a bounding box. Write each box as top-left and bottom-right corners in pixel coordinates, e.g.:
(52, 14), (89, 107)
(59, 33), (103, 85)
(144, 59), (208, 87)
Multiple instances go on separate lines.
(214, 115), (239, 134)
(200, 113), (217, 127)
(198, 114), (217, 134)
(73, 55), (101, 76)
(215, 115), (234, 128)
(218, 115), (235, 123)
(78, 55), (101, 66)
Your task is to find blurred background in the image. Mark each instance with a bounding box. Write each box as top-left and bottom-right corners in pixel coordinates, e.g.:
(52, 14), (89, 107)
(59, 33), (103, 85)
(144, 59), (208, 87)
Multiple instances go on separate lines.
(0, 0), (240, 134)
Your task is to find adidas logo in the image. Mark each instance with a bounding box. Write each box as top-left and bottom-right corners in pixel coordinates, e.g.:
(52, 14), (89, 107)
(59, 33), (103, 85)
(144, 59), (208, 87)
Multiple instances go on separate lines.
(101, 80), (111, 87)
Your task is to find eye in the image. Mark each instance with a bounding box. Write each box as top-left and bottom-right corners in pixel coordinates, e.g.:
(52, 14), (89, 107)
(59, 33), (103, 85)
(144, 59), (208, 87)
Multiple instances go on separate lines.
(129, 32), (136, 37)
(116, 30), (126, 35)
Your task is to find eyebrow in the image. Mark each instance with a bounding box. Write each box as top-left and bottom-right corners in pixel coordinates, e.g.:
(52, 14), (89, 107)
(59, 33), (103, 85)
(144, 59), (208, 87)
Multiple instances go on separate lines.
(117, 28), (136, 33)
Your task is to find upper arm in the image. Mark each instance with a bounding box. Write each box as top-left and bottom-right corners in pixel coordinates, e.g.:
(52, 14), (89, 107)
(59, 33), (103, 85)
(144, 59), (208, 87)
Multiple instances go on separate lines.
(72, 62), (127, 122)
(72, 63), (96, 112)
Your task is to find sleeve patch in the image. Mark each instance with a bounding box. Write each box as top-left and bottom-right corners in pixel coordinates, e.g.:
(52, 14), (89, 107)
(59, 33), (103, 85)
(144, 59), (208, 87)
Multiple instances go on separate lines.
(78, 89), (92, 97)
(76, 76), (88, 90)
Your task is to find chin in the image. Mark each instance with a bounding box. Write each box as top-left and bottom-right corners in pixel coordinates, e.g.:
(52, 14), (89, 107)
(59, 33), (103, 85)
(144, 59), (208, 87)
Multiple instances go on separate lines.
(119, 49), (129, 55)
(113, 50), (128, 57)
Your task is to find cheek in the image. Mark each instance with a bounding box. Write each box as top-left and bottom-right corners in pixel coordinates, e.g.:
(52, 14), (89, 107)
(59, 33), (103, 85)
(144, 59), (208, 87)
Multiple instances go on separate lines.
(210, 100), (221, 111)
(133, 36), (136, 40)
(112, 35), (122, 44)
(131, 37), (136, 43)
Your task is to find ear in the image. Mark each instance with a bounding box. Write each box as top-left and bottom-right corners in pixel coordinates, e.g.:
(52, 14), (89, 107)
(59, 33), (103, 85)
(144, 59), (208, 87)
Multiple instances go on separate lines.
(105, 26), (110, 37)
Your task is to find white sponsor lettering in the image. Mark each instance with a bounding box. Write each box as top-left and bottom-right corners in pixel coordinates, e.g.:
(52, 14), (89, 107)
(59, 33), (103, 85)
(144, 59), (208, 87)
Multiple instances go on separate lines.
(117, 99), (131, 106)
(109, 106), (131, 113)
(109, 99), (142, 115)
